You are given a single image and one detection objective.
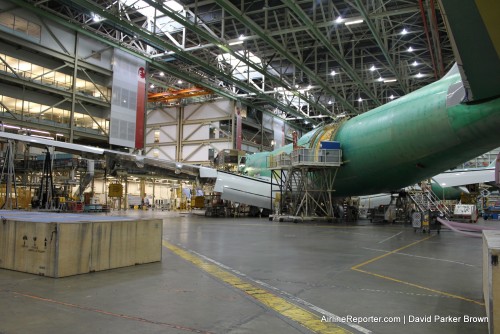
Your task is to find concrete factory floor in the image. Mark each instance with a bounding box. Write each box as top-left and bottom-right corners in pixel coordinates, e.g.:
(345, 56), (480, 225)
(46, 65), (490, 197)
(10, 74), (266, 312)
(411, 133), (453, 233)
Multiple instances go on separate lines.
(0, 209), (494, 334)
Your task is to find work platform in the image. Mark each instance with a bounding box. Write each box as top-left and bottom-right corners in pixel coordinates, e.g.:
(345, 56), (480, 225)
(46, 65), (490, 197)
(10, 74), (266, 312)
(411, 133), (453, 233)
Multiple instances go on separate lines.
(268, 147), (342, 222)
(0, 210), (162, 277)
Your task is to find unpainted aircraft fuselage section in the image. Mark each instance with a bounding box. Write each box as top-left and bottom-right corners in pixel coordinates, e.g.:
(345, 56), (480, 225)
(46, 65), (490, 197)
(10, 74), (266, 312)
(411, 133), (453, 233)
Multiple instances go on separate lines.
(242, 66), (500, 197)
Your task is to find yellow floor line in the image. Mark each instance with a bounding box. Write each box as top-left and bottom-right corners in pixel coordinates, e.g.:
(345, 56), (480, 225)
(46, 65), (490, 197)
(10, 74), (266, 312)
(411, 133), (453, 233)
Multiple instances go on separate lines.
(163, 240), (352, 334)
(351, 235), (484, 306)
(352, 268), (484, 306)
(351, 236), (434, 270)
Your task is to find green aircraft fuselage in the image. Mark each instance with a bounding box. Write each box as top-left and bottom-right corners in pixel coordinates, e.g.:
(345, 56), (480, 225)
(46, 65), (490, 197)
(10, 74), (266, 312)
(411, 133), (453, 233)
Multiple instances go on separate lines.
(242, 67), (500, 197)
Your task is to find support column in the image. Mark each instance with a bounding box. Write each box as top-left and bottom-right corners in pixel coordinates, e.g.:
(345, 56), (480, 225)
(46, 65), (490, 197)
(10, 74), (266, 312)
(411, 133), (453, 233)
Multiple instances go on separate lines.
(124, 176), (128, 210)
(69, 32), (79, 142)
(176, 106), (184, 161)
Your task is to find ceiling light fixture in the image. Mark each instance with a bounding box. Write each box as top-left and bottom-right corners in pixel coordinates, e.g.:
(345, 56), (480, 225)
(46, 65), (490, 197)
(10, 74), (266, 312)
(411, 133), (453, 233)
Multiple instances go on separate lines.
(383, 79), (397, 83)
(369, 65), (376, 71)
(401, 28), (408, 35)
(331, 70), (337, 76)
(408, 46), (414, 52)
(345, 19), (364, 26)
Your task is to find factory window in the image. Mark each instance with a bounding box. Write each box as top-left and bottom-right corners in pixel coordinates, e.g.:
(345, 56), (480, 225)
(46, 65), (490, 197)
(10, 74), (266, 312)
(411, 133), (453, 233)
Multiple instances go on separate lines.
(0, 94), (109, 135)
(208, 148), (215, 161)
(219, 120), (230, 138)
(154, 130), (160, 143)
(0, 13), (41, 42)
(0, 53), (110, 101)
(209, 125), (216, 139)
(153, 148), (159, 158)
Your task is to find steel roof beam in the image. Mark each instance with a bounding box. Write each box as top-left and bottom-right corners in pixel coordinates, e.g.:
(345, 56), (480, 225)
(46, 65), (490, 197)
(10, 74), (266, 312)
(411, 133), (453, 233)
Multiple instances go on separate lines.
(141, 0), (330, 118)
(213, 0), (357, 114)
(282, 0), (381, 106)
(352, 0), (408, 94)
(38, 0), (315, 123)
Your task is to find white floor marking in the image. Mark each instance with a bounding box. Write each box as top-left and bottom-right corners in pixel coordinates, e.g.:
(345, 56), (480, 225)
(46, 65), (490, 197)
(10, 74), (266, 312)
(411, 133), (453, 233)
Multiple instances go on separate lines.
(185, 246), (372, 334)
(378, 232), (402, 244)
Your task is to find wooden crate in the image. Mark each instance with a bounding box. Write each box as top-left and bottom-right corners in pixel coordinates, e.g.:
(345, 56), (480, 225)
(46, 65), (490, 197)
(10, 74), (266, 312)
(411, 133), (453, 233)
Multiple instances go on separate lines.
(483, 231), (500, 333)
(0, 217), (162, 278)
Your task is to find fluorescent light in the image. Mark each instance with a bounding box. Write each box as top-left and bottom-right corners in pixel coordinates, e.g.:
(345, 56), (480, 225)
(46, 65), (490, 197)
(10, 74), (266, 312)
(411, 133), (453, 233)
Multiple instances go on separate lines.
(328, 100), (333, 104)
(31, 134), (54, 140)
(412, 61), (418, 67)
(383, 79), (397, 83)
(30, 129), (50, 135)
(416, 72), (423, 78)
(239, 35), (245, 40)
(229, 40), (243, 45)
(91, 13), (103, 22)
(408, 46), (414, 52)
(389, 95), (395, 100)
(3, 124), (20, 130)
(358, 97), (363, 102)
(335, 16), (343, 23)
(331, 70), (337, 76)
(369, 65), (376, 71)
(377, 77), (383, 82)
(159, 71), (165, 76)
(345, 19), (364, 26)
(401, 28), (408, 35)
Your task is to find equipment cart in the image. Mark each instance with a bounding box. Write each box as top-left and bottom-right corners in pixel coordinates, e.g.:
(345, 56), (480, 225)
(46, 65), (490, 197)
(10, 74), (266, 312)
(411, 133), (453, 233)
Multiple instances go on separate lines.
(412, 210), (441, 234)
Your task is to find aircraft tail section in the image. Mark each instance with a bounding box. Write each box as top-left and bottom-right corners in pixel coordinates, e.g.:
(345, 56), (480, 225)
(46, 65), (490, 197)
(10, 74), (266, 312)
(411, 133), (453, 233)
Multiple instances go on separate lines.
(439, 0), (500, 101)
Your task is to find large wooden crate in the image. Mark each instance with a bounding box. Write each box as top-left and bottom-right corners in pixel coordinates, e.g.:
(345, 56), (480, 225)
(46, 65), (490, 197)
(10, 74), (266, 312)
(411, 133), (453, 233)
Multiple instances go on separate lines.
(483, 230), (500, 333)
(0, 217), (162, 278)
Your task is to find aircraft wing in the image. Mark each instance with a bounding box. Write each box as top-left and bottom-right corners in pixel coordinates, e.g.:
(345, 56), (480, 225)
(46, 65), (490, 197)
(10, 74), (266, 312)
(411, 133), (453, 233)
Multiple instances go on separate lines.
(0, 131), (274, 208)
(0, 131), (202, 179)
(0, 131), (105, 158)
(432, 168), (495, 187)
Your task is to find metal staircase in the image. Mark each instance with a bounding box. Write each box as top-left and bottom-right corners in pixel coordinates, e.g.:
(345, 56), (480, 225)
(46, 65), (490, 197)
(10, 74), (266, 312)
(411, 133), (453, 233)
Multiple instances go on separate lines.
(407, 186), (452, 218)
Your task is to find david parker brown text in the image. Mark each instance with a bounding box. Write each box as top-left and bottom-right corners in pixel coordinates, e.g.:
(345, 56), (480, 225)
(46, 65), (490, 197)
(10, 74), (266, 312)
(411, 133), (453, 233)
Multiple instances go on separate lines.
(322, 315), (488, 324)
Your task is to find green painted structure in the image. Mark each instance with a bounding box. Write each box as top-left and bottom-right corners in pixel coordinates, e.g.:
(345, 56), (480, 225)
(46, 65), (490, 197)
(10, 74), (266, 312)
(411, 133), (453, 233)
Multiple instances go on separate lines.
(242, 66), (500, 196)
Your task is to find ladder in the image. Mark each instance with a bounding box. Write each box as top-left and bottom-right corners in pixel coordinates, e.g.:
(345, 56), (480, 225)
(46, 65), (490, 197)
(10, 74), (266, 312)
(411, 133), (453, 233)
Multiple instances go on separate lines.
(407, 186), (452, 218)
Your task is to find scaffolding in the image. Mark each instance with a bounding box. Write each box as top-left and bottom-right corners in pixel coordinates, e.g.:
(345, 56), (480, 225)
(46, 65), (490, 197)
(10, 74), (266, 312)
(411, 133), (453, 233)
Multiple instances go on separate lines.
(269, 147), (342, 222)
(0, 140), (17, 209)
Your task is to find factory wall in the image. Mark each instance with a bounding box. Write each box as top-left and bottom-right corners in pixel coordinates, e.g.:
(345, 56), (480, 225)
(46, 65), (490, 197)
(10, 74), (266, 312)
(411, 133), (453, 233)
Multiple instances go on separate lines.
(0, 0), (114, 143)
(146, 99), (233, 164)
(0, 1), (112, 69)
